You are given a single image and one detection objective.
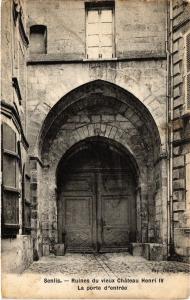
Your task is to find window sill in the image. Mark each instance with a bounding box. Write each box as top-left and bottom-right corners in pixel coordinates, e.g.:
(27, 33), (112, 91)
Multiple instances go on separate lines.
(83, 57), (118, 62)
(27, 52), (166, 65)
(3, 149), (19, 158)
(3, 186), (20, 194)
(4, 223), (20, 228)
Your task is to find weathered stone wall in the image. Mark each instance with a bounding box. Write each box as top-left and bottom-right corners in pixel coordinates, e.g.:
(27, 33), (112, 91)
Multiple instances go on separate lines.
(1, 235), (33, 273)
(26, 0), (168, 257)
(171, 0), (190, 259)
(115, 0), (166, 58)
(1, 0), (28, 129)
(1, 0), (33, 272)
(27, 61), (167, 155)
(27, 0), (167, 59)
(1, 0), (13, 102)
(35, 80), (167, 255)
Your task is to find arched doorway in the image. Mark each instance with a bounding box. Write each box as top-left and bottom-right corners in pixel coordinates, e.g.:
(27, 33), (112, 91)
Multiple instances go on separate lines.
(56, 137), (138, 253)
(36, 80), (167, 258)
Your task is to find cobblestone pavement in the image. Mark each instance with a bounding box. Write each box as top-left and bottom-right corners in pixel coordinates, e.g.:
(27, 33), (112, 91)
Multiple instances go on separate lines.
(3, 253), (190, 299)
(24, 252), (190, 277)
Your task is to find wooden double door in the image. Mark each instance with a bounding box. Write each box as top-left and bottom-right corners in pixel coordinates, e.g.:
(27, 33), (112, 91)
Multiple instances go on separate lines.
(58, 170), (136, 253)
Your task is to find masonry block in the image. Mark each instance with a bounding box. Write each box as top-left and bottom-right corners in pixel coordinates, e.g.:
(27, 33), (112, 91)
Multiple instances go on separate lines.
(173, 146), (181, 156)
(173, 155), (185, 168)
(142, 243), (150, 260)
(173, 63), (180, 76)
(173, 119), (183, 130)
(173, 86), (181, 99)
(174, 97), (183, 108)
(173, 201), (185, 211)
(173, 131), (181, 141)
(173, 52), (182, 64)
(173, 179), (185, 190)
(173, 74), (183, 87)
(43, 244), (50, 256)
(102, 115), (115, 122)
(91, 115), (101, 122)
(173, 190), (185, 201)
(149, 244), (166, 261)
(130, 243), (143, 256)
(54, 244), (65, 256)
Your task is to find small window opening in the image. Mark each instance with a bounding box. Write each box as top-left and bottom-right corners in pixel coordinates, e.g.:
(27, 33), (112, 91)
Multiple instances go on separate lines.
(30, 25), (47, 54)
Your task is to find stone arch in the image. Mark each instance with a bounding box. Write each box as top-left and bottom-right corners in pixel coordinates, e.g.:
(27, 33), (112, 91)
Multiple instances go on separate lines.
(36, 80), (168, 255)
(56, 136), (140, 184)
(56, 136), (140, 250)
(29, 80), (165, 157)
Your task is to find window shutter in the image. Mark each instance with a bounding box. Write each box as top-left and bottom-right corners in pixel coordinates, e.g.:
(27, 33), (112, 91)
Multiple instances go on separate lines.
(2, 123), (20, 236)
(86, 8), (114, 59)
(100, 9), (113, 59)
(185, 31), (190, 111)
(22, 162), (31, 234)
(186, 154), (190, 222)
(86, 10), (100, 59)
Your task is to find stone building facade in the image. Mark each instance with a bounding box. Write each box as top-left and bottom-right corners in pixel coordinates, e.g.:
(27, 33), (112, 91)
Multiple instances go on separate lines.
(1, 0), (33, 272)
(1, 0), (190, 272)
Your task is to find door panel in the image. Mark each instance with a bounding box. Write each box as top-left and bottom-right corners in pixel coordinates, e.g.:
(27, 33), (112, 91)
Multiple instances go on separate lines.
(60, 170), (136, 252)
(65, 197), (93, 250)
(101, 196), (129, 250)
(99, 173), (135, 251)
(102, 196), (129, 226)
(62, 174), (96, 252)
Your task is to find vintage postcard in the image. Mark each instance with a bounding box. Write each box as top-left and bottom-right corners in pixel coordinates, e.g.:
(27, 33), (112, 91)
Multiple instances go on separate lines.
(1, 0), (190, 299)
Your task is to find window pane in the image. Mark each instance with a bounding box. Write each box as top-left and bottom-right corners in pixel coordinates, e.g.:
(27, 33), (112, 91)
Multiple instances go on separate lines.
(101, 34), (112, 47)
(101, 23), (112, 34)
(101, 46), (113, 59)
(87, 23), (99, 35)
(3, 156), (17, 187)
(86, 8), (114, 59)
(186, 32), (190, 72)
(101, 10), (112, 23)
(87, 47), (99, 59)
(3, 124), (16, 152)
(88, 35), (100, 47)
(87, 10), (99, 23)
(30, 32), (46, 54)
(3, 192), (19, 225)
(187, 73), (190, 110)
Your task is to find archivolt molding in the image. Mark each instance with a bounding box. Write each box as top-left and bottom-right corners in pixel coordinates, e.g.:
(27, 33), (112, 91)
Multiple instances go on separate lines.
(37, 80), (162, 153)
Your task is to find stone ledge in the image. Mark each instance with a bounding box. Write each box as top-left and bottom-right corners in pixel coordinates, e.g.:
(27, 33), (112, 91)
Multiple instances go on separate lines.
(130, 243), (167, 261)
(27, 52), (167, 65)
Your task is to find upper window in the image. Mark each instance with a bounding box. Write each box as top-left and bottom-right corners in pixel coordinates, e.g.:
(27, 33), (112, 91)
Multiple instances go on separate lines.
(185, 30), (190, 112)
(1, 123), (20, 236)
(86, 7), (114, 59)
(30, 25), (47, 54)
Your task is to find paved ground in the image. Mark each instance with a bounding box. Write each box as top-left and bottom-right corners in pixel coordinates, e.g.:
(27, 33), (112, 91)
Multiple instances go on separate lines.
(25, 252), (190, 277)
(3, 253), (190, 299)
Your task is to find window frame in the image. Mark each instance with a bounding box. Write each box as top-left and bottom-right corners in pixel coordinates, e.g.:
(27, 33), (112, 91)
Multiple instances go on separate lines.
(30, 25), (47, 55)
(85, 4), (115, 60)
(1, 123), (20, 237)
(22, 163), (32, 235)
(184, 30), (190, 113)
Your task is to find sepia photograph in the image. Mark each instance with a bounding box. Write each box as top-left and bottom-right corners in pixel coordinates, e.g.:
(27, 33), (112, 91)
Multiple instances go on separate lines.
(1, 0), (190, 298)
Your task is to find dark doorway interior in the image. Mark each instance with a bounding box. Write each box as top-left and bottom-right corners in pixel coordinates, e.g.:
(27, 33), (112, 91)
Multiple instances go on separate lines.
(57, 138), (137, 253)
